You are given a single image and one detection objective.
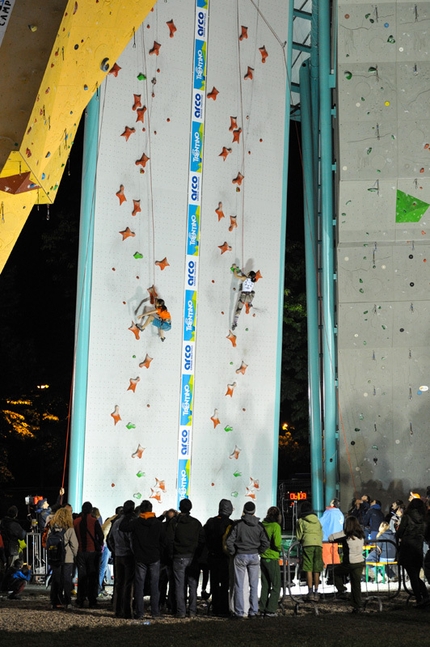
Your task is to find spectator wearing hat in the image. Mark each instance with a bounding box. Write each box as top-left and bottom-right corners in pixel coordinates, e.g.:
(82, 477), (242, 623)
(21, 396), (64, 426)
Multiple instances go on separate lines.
(204, 499), (234, 617)
(225, 502), (269, 618)
(166, 498), (205, 618)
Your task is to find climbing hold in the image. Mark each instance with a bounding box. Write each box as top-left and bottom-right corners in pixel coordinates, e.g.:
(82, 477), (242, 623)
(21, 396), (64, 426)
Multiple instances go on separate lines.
(166, 19), (177, 38)
(132, 200), (141, 216)
(232, 172), (244, 186)
(119, 227), (135, 240)
(135, 153), (150, 169)
(116, 184), (126, 205)
(133, 252), (143, 260)
(211, 409), (221, 428)
(155, 257), (170, 270)
(111, 405), (121, 425)
(344, 71), (352, 80)
(150, 489), (162, 503)
(128, 377), (140, 393)
(121, 126), (136, 141)
(225, 382), (237, 397)
(147, 285), (158, 303)
(154, 478), (166, 492)
(109, 63), (121, 76)
(136, 471), (145, 478)
(128, 322), (141, 340)
(132, 444), (145, 459)
(224, 425), (233, 433)
(226, 331), (237, 347)
(387, 35), (395, 43)
(259, 46), (268, 63)
(137, 72), (146, 80)
(236, 361), (248, 375)
(100, 57), (110, 72)
(229, 215), (237, 232)
(219, 147), (232, 161)
(139, 354), (153, 369)
(126, 422), (136, 430)
(149, 41), (161, 56)
(244, 66), (254, 80)
(133, 493), (142, 500)
(229, 116), (238, 132)
(132, 94), (142, 111)
(207, 87), (219, 100)
(231, 491), (239, 498)
(218, 242), (232, 254)
(136, 106), (147, 123)
(245, 488), (256, 500)
(229, 445), (241, 460)
(215, 202), (225, 221)
(239, 25), (248, 40)
(232, 128), (242, 144)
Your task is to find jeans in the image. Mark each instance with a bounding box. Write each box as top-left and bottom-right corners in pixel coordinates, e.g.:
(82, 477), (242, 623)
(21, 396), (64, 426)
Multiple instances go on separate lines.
(98, 545), (111, 592)
(173, 556), (199, 616)
(233, 553), (260, 617)
(134, 560), (160, 618)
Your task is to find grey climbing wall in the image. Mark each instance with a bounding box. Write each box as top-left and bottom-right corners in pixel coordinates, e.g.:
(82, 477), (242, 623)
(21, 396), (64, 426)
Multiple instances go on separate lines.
(337, 1), (430, 507)
(78, 0), (290, 522)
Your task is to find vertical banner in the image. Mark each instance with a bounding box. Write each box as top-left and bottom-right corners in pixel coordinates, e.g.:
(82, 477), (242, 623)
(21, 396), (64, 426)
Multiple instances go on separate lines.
(0, 0), (15, 48)
(177, 0), (208, 505)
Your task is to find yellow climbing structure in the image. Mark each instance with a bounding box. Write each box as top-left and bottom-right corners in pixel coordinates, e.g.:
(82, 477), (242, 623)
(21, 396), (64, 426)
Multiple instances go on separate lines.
(0, 0), (156, 273)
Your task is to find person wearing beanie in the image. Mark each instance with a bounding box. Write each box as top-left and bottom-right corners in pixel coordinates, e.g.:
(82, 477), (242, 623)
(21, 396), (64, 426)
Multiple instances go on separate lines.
(166, 498), (205, 618)
(120, 500), (164, 619)
(204, 499), (234, 616)
(108, 500), (136, 618)
(225, 501), (269, 618)
(73, 501), (104, 608)
(296, 501), (323, 602)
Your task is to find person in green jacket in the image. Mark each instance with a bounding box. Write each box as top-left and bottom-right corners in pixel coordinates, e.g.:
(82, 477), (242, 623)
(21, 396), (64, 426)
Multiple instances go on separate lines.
(296, 501), (323, 601)
(259, 506), (282, 617)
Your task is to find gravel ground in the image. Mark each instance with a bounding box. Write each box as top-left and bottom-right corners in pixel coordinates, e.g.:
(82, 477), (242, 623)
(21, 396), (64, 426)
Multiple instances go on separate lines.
(1, 585), (429, 647)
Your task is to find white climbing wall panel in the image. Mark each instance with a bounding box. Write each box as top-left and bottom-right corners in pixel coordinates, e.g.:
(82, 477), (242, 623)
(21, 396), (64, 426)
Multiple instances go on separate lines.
(337, 1), (430, 505)
(80, 0), (289, 521)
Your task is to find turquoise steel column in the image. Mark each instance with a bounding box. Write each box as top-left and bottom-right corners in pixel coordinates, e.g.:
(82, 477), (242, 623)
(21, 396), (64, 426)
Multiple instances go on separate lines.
(68, 93), (99, 510)
(318, 0), (337, 501)
(300, 60), (323, 516)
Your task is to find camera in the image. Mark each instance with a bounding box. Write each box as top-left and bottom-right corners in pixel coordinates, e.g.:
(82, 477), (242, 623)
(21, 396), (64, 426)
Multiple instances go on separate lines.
(25, 495), (43, 506)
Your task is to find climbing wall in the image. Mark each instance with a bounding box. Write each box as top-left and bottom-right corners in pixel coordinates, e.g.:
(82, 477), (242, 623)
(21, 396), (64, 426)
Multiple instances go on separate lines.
(80, 0), (290, 521)
(337, 1), (430, 506)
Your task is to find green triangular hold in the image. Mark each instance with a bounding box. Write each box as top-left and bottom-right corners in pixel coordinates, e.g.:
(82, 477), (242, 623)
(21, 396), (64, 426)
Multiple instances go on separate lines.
(137, 72), (146, 81)
(396, 190), (430, 223)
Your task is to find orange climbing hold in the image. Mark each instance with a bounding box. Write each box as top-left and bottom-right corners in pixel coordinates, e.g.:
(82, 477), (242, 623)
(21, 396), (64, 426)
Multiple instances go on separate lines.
(229, 445), (241, 460)
(136, 153), (150, 169)
(232, 172), (244, 186)
(215, 202), (225, 221)
(232, 128), (242, 144)
(227, 331), (237, 347)
(218, 241), (232, 254)
(250, 477), (260, 490)
(239, 25), (248, 41)
(207, 86), (219, 100)
(211, 409), (221, 428)
(245, 488), (256, 500)
(136, 106), (147, 123)
(132, 94), (142, 110)
(132, 200), (141, 216)
(155, 478), (166, 491)
(166, 19), (177, 37)
(129, 321), (141, 340)
(155, 257), (170, 270)
(229, 116), (238, 132)
(150, 488), (162, 503)
(254, 270), (263, 281)
(147, 285), (158, 304)
(139, 354), (153, 369)
(244, 66), (254, 80)
(236, 361), (248, 375)
(121, 126), (136, 141)
(116, 184), (126, 205)
(132, 444), (145, 459)
(149, 41), (161, 55)
(259, 46), (269, 63)
(219, 147), (232, 161)
(229, 215), (237, 231)
(119, 227), (135, 241)
(128, 377), (140, 393)
(111, 405), (121, 425)
(225, 382), (237, 397)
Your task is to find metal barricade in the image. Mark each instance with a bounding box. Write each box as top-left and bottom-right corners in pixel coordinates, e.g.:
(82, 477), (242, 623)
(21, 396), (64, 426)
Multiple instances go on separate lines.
(25, 532), (47, 582)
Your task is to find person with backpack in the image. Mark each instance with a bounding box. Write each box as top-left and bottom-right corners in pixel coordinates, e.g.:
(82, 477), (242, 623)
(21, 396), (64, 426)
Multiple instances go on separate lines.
(73, 501), (104, 608)
(47, 506), (78, 609)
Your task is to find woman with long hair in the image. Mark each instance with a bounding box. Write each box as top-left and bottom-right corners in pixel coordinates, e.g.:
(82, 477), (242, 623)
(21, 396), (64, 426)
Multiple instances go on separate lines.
(259, 506), (282, 616)
(328, 516), (365, 613)
(48, 506), (78, 609)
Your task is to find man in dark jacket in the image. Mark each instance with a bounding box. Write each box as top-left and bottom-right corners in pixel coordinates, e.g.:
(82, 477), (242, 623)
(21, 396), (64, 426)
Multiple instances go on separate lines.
(0, 506), (26, 567)
(108, 500), (136, 618)
(120, 499), (164, 619)
(166, 498), (204, 618)
(362, 499), (385, 540)
(204, 499), (234, 616)
(226, 501), (269, 618)
(73, 501), (104, 608)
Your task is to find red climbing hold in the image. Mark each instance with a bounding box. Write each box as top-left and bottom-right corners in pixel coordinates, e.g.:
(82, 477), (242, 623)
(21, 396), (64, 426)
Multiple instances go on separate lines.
(227, 331), (237, 347)
(109, 63), (121, 77)
(215, 202), (225, 221)
(121, 126), (136, 141)
(229, 116), (238, 132)
(219, 242), (232, 254)
(219, 147), (232, 161)
(229, 215), (237, 231)
(132, 94), (142, 111)
(155, 257), (170, 270)
(116, 184), (126, 205)
(135, 153), (150, 170)
(239, 26), (248, 41)
(136, 106), (147, 123)
(207, 87), (219, 100)
(119, 227), (135, 240)
(166, 19), (177, 38)
(232, 172), (244, 186)
(232, 128), (242, 144)
(149, 41), (161, 56)
(244, 66), (254, 80)
(132, 200), (141, 216)
(259, 46), (269, 63)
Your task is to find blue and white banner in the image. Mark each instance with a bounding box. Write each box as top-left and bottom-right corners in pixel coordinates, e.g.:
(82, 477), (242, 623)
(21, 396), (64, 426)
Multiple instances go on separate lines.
(177, 0), (208, 507)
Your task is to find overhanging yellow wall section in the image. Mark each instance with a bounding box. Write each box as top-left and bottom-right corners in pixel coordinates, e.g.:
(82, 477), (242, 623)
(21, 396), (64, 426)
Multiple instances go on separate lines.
(0, 0), (157, 273)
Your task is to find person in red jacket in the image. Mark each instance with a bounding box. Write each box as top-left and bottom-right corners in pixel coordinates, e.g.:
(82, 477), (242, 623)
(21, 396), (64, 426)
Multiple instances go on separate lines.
(73, 501), (104, 608)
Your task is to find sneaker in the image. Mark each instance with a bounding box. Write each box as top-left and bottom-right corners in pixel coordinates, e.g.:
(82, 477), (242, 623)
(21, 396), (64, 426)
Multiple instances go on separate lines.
(264, 612), (277, 617)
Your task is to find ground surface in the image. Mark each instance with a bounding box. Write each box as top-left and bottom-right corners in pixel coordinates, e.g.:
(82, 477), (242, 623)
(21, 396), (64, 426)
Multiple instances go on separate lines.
(1, 585), (429, 647)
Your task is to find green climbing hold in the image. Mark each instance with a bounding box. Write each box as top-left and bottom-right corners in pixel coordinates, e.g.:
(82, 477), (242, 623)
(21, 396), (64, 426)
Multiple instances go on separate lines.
(134, 252), (143, 259)
(372, 445), (378, 450)
(363, 310), (368, 314)
(359, 288), (364, 293)
(367, 147), (372, 155)
(231, 491), (239, 498)
(359, 278), (363, 283)
(136, 471), (145, 478)
(387, 35), (395, 43)
(368, 66), (377, 74)
(354, 428), (360, 432)
(126, 422), (136, 429)
(344, 71), (352, 80)
(224, 425), (233, 433)
(396, 189), (429, 223)
(233, 471), (242, 477)
(381, 325), (386, 330)
(133, 492), (142, 500)
(137, 72), (146, 80)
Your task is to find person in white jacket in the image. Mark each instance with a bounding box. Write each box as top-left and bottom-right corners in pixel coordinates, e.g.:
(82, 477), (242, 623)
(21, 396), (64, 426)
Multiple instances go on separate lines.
(328, 516), (365, 613)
